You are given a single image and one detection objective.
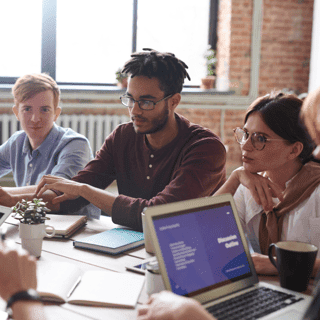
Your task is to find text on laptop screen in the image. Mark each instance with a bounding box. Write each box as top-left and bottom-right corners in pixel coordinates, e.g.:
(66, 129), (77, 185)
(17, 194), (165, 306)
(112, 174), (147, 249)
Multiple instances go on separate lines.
(153, 201), (252, 297)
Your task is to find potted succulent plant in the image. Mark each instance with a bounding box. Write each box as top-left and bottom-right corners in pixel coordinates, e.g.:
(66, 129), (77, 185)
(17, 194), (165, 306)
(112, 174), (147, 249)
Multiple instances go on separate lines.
(200, 46), (217, 90)
(12, 198), (55, 257)
(115, 68), (128, 89)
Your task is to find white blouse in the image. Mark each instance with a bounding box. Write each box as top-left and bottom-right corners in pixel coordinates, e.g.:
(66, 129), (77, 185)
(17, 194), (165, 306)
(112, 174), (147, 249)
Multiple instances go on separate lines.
(234, 182), (320, 257)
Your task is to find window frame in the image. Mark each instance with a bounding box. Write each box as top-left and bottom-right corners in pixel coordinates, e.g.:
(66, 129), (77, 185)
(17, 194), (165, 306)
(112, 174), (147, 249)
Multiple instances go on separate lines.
(0, 0), (218, 87)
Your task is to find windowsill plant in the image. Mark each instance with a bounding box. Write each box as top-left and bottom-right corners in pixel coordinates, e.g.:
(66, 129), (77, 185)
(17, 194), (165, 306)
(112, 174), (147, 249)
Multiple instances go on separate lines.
(115, 68), (128, 89)
(200, 46), (217, 90)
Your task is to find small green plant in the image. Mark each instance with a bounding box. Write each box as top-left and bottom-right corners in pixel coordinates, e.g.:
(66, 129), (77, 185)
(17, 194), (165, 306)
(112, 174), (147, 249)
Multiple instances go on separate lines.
(204, 46), (217, 77)
(115, 68), (128, 83)
(12, 198), (51, 224)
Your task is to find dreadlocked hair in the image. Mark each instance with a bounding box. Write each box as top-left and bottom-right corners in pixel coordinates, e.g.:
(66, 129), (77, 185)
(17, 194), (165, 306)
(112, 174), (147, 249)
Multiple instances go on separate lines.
(121, 48), (191, 96)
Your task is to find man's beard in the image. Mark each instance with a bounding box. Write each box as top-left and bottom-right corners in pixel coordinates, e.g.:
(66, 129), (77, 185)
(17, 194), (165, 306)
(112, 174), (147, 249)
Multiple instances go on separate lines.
(133, 104), (169, 135)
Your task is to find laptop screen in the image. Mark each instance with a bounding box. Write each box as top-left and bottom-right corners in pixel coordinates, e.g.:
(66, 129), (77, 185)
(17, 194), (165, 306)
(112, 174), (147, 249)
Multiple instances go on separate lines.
(152, 201), (253, 297)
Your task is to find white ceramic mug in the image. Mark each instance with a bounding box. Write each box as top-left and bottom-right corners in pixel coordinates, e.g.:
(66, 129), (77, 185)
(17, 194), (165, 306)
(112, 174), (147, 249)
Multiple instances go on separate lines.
(145, 260), (165, 295)
(19, 223), (55, 239)
(141, 211), (155, 254)
(19, 223), (55, 257)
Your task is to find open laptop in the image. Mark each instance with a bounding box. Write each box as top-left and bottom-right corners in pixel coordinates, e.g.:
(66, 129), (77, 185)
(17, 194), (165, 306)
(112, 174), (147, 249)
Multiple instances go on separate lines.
(0, 205), (12, 227)
(144, 194), (313, 320)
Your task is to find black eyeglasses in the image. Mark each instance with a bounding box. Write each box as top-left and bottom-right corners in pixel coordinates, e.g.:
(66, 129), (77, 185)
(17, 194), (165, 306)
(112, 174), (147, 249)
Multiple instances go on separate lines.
(120, 94), (173, 111)
(233, 127), (286, 151)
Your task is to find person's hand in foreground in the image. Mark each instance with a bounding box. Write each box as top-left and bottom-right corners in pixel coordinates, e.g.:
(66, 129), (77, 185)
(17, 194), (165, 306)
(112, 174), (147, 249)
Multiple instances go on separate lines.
(0, 242), (37, 301)
(0, 241), (46, 320)
(36, 174), (82, 204)
(137, 291), (215, 320)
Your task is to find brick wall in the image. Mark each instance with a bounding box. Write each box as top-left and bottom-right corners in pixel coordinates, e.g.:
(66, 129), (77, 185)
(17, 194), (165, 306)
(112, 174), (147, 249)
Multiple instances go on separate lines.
(217, 0), (314, 96)
(216, 0), (231, 91)
(228, 0), (253, 95)
(214, 0), (314, 173)
(258, 0), (314, 95)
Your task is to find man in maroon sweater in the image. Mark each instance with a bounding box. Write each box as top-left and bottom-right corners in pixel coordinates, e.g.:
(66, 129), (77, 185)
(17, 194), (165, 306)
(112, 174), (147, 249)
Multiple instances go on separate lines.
(36, 49), (226, 231)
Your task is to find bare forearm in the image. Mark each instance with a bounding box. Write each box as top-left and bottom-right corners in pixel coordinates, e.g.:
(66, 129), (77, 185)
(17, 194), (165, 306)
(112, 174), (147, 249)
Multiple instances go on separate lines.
(3, 186), (37, 195)
(5, 187), (60, 212)
(214, 171), (240, 196)
(11, 301), (46, 320)
(79, 184), (116, 216)
(0, 186), (35, 207)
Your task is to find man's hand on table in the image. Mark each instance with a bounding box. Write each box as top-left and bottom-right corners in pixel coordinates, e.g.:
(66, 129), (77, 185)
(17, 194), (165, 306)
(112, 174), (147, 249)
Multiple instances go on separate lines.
(36, 175), (81, 204)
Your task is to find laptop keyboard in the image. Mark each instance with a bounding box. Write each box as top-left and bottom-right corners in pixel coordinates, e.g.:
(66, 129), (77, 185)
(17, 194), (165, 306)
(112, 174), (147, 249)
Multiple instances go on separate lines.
(206, 287), (304, 320)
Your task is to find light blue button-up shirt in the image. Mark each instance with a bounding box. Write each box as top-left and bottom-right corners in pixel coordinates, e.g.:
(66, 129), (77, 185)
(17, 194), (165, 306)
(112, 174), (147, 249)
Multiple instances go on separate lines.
(0, 123), (100, 218)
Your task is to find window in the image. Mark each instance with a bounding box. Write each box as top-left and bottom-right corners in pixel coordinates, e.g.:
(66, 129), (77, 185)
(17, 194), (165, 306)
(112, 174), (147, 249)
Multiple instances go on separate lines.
(0, 0), (218, 87)
(136, 0), (210, 86)
(0, 0), (42, 78)
(56, 0), (133, 84)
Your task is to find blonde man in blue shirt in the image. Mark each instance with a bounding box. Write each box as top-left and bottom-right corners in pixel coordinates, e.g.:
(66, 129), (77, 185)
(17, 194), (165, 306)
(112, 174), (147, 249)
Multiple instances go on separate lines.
(0, 74), (98, 218)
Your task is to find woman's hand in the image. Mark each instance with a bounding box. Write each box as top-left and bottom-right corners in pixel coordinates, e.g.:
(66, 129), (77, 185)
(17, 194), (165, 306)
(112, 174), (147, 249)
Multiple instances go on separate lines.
(233, 167), (284, 211)
(251, 252), (278, 275)
(137, 291), (215, 320)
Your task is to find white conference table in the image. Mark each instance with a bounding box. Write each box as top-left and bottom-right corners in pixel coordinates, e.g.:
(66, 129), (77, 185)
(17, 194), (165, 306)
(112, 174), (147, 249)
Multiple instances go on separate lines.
(2, 215), (152, 320)
(1, 215), (314, 320)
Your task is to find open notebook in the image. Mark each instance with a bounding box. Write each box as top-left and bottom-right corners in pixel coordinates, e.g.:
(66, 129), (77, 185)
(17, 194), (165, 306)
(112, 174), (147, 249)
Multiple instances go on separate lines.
(144, 194), (313, 320)
(36, 260), (144, 308)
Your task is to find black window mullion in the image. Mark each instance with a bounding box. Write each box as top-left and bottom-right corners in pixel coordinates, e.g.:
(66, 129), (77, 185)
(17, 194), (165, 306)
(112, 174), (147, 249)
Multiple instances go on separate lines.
(209, 0), (219, 50)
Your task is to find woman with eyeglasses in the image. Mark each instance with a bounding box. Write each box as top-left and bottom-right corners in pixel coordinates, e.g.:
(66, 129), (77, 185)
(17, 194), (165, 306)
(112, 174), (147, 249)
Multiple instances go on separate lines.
(137, 91), (320, 319)
(214, 91), (320, 276)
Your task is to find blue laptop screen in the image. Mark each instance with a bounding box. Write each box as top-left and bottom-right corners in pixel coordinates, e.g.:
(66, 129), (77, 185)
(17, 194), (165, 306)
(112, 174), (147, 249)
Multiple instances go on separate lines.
(152, 201), (252, 297)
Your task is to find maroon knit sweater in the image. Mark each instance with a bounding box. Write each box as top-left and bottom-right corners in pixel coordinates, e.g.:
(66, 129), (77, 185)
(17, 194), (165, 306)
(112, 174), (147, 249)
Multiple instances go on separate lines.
(62, 113), (226, 231)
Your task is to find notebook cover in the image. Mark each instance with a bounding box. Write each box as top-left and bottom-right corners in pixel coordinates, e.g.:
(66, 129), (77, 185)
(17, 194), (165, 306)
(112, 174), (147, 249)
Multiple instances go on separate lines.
(45, 215), (88, 238)
(73, 228), (145, 254)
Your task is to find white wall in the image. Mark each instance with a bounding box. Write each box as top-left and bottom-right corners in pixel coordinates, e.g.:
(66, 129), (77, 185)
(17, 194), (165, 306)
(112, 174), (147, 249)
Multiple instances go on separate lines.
(309, 0), (320, 92)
